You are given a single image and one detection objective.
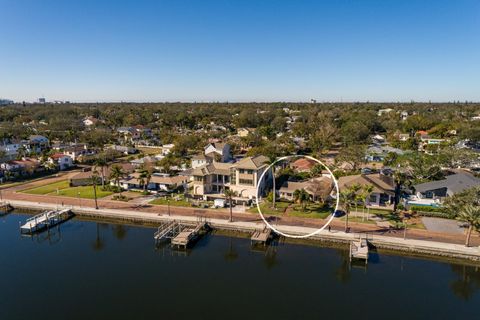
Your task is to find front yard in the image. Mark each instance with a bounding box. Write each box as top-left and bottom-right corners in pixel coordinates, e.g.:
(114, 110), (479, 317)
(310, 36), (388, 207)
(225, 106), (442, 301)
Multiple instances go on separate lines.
(248, 200), (332, 219)
(21, 180), (112, 199)
(21, 180), (70, 195)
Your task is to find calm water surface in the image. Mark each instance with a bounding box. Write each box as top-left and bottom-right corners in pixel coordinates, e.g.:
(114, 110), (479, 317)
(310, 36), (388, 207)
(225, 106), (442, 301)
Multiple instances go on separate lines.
(1, 212), (479, 320)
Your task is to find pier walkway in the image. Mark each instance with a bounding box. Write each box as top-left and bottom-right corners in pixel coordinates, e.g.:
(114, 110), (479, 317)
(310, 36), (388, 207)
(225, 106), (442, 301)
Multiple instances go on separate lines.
(251, 227), (272, 246)
(6, 199), (480, 262)
(154, 220), (206, 249)
(350, 238), (369, 264)
(20, 208), (72, 234)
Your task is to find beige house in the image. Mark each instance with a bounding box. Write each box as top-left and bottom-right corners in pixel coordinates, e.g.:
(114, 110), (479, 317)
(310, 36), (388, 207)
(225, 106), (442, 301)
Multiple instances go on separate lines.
(190, 155), (270, 203)
(279, 177), (334, 202)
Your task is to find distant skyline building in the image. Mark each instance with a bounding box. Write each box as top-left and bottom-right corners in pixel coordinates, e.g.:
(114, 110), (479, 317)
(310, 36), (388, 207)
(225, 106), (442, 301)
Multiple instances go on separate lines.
(0, 99), (14, 106)
(38, 98), (46, 104)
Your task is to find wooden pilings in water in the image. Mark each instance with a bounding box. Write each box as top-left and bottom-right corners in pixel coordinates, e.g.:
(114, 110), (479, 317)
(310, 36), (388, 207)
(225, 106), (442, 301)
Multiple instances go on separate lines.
(251, 227), (272, 246)
(20, 209), (73, 234)
(154, 220), (208, 249)
(350, 236), (369, 264)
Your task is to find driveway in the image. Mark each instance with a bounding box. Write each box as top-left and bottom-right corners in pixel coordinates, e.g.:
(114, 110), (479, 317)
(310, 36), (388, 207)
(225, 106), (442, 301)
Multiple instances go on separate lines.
(421, 217), (464, 234)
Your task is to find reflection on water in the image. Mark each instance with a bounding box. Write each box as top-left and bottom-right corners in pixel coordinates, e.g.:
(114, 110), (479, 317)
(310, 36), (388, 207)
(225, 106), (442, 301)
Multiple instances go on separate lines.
(1, 212), (479, 320)
(450, 264), (480, 301)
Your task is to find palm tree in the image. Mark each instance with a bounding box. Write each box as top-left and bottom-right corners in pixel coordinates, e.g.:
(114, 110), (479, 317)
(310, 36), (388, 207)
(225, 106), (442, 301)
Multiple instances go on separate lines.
(93, 155), (108, 188)
(455, 205), (480, 247)
(139, 168), (152, 193)
(339, 185), (361, 232)
(392, 169), (407, 211)
(293, 188), (310, 212)
(109, 164), (125, 193)
(91, 169), (99, 209)
(265, 156), (277, 209)
(224, 189), (237, 222)
(361, 185), (374, 220)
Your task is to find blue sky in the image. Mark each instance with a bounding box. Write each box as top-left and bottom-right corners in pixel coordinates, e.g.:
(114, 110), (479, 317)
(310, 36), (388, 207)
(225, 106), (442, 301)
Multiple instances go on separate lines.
(1, 0), (479, 102)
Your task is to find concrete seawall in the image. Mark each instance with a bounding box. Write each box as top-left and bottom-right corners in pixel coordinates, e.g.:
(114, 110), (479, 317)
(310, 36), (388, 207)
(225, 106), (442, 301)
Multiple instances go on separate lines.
(8, 199), (480, 263)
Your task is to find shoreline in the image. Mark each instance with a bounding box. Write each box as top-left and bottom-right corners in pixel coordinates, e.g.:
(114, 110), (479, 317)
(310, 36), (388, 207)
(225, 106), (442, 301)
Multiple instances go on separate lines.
(7, 199), (480, 263)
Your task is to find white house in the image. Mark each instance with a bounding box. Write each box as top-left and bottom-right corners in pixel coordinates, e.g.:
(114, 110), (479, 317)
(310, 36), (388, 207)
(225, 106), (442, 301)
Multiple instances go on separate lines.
(191, 154), (213, 169)
(48, 154), (73, 170)
(204, 142), (231, 162)
(161, 144), (175, 156)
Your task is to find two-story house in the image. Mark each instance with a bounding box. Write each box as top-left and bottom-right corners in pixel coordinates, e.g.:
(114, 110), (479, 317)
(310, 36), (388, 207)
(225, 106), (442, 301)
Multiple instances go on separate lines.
(48, 154), (73, 170)
(191, 155), (270, 204)
(204, 142), (231, 162)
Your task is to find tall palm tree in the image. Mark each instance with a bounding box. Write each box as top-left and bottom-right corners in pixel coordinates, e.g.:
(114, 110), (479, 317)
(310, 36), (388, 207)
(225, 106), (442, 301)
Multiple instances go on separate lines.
(93, 155), (108, 188)
(109, 164), (125, 193)
(339, 185), (361, 232)
(293, 188), (310, 212)
(455, 205), (480, 247)
(224, 189), (237, 222)
(265, 156), (277, 209)
(392, 169), (407, 211)
(139, 168), (152, 192)
(91, 169), (99, 209)
(361, 185), (374, 220)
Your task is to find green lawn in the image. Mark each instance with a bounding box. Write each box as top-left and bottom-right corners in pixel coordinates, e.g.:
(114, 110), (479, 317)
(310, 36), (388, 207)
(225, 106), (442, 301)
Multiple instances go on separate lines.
(248, 201), (290, 215)
(150, 197), (192, 207)
(21, 180), (70, 195)
(56, 185), (113, 199)
(288, 204), (332, 219)
(21, 180), (112, 199)
(248, 201), (332, 219)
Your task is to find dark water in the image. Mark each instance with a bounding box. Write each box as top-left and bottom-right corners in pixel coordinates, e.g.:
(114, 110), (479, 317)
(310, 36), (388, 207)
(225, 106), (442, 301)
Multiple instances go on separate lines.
(1, 212), (479, 320)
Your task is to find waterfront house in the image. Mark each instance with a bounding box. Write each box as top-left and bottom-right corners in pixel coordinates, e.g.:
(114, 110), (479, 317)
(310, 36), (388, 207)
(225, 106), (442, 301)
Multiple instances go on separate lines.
(279, 176), (333, 202)
(412, 172), (480, 202)
(118, 172), (187, 192)
(338, 173), (396, 207)
(190, 155), (270, 203)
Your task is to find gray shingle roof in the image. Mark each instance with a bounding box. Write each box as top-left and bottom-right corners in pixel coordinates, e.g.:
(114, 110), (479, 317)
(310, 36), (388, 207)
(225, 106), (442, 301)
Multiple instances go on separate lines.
(414, 172), (480, 195)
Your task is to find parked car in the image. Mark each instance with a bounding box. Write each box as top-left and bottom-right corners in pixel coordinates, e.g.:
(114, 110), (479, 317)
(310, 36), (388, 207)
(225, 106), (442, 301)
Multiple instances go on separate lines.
(333, 210), (346, 217)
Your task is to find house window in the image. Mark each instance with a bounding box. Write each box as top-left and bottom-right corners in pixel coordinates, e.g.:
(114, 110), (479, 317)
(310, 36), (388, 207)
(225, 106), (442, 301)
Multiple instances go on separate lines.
(369, 194), (377, 203)
(239, 179), (254, 186)
(247, 169), (254, 174)
(239, 169), (245, 174)
(194, 176), (204, 182)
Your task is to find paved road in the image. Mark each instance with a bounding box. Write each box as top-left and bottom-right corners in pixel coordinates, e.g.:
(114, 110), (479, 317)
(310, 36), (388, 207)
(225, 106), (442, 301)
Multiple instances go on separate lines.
(422, 217), (464, 234)
(2, 177), (479, 247)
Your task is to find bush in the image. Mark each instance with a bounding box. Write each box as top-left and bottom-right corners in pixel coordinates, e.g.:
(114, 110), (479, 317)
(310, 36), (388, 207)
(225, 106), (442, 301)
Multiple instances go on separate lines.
(112, 194), (129, 202)
(414, 211), (452, 219)
(102, 185), (122, 193)
(410, 205), (443, 212)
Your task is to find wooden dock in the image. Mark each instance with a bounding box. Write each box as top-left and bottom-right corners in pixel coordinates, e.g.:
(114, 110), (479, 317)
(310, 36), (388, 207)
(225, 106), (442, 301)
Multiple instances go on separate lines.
(251, 227), (272, 246)
(350, 238), (369, 264)
(171, 222), (205, 249)
(20, 209), (73, 234)
(154, 220), (207, 249)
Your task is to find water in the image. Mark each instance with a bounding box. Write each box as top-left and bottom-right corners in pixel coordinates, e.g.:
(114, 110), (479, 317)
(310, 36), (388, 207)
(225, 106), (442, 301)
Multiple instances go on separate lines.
(1, 212), (479, 320)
